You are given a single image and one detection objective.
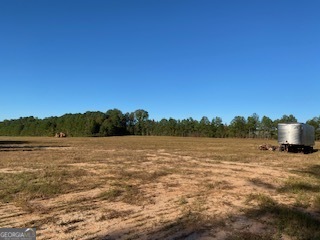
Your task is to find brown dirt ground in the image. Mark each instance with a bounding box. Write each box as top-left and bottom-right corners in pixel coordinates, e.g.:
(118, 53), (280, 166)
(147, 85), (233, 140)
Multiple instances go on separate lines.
(0, 136), (319, 239)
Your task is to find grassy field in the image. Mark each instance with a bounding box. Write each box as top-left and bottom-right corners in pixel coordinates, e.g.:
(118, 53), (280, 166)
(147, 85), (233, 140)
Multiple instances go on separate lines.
(0, 136), (320, 240)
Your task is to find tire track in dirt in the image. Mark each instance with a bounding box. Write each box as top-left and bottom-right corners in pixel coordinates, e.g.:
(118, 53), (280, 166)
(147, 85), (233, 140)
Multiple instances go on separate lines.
(0, 208), (26, 227)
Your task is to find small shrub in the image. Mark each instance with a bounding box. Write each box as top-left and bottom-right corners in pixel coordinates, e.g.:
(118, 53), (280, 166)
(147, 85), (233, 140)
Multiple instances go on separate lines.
(98, 188), (123, 201)
(178, 196), (188, 205)
(314, 195), (320, 211)
(278, 177), (320, 194)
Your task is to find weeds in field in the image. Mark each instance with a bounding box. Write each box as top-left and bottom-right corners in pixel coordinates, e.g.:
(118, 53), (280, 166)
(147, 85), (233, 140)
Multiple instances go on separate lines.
(245, 193), (275, 207)
(293, 193), (311, 209)
(249, 178), (275, 189)
(277, 176), (320, 210)
(195, 179), (233, 193)
(313, 195), (320, 211)
(178, 196), (188, 205)
(278, 177), (320, 194)
(110, 168), (173, 183)
(153, 200), (224, 240)
(0, 167), (90, 204)
(225, 231), (273, 240)
(58, 218), (84, 226)
(245, 193), (320, 239)
(26, 216), (59, 229)
(207, 180), (233, 190)
(0, 171), (64, 203)
(98, 188), (123, 201)
(98, 183), (149, 205)
(297, 164), (320, 179)
(96, 209), (134, 221)
(14, 194), (49, 213)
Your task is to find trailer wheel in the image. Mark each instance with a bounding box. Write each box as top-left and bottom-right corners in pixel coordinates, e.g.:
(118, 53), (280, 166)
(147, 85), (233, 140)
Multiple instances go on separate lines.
(287, 146), (292, 152)
(303, 146), (313, 154)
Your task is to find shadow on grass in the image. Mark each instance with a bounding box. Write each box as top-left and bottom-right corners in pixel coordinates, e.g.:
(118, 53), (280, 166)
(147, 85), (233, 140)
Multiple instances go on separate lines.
(292, 164), (320, 180)
(225, 232), (273, 240)
(88, 193), (320, 240)
(278, 181), (320, 193)
(0, 140), (29, 145)
(303, 164), (320, 179)
(286, 149), (318, 154)
(86, 211), (217, 240)
(0, 140), (68, 151)
(245, 195), (320, 239)
(305, 148), (318, 154)
(249, 178), (276, 190)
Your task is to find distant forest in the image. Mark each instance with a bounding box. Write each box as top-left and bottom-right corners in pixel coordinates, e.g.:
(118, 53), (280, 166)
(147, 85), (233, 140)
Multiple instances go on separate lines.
(0, 109), (319, 140)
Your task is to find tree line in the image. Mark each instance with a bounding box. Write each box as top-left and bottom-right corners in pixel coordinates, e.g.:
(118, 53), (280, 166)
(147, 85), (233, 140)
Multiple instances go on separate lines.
(0, 109), (319, 140)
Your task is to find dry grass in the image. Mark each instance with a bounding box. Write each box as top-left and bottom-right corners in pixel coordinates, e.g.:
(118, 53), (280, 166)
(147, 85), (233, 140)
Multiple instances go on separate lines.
(0, 136), (320, 239)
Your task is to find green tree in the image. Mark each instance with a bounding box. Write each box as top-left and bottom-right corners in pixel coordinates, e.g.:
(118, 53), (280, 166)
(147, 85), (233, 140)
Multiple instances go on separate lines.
(168, 118), (178, 136)
(180, 119), (192, 137)
(278, 114), (298, 123)
(247, 113), (260, 138)
(40, 117), (57, 136)
(260, 116), (273, 139)
(229, 116), (247, 138)
(125, 112), (135, 135)
(134, 109), (149, 135)
(307, 117), (320, 140)
(198, 116), (211, 137)
(211, 117), (226, 138)
(100, 109), (126, 136)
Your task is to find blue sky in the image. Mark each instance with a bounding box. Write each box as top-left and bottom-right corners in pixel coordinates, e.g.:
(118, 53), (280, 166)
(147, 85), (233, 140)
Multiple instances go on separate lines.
(0, 0), (319, 124)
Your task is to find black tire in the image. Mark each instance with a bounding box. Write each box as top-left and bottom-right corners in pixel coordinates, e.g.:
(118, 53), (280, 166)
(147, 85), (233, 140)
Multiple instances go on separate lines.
(303, 146), (313, 154)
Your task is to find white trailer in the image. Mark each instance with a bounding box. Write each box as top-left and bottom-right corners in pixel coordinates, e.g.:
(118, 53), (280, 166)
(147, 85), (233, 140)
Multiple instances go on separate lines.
(278, 123), (315, 153)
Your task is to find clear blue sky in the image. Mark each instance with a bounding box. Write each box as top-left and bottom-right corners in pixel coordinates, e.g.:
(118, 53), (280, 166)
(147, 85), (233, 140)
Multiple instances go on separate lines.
(1, 0), (319, 124)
